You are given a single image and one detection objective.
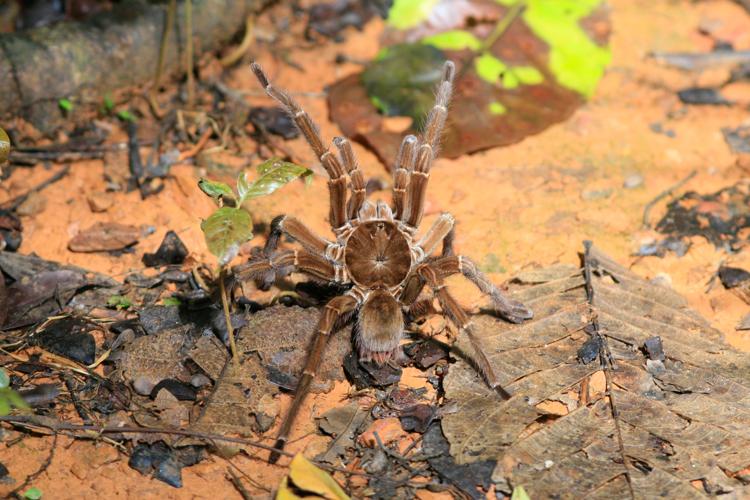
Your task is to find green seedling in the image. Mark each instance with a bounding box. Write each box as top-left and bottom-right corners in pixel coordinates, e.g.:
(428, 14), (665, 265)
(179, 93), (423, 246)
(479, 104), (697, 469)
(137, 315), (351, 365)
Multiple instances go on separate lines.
(0, 368), (29, 415)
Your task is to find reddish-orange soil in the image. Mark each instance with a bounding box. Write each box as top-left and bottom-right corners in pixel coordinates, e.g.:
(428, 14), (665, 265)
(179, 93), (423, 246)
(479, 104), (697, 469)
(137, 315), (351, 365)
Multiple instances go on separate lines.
(2, 0), (750, 498)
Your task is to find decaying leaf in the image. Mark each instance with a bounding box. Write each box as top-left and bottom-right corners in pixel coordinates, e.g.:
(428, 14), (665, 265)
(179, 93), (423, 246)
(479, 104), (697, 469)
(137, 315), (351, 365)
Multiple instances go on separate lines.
(68, 222), (141, 252)
(329, 0), (611, 164)
(655, 181), (750, 252)
(442, 245), (750, 498)
(239, 305), (352, 393)
(278, 454), (350, 500)
(119, 326), (192, 390)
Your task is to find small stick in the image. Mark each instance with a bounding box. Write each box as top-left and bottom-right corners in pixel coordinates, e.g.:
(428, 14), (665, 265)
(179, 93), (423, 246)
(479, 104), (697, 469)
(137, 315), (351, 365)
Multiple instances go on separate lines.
(220, 16), (254, 67)
(185, 0), (195, 108)
(227, 468), (252, 500)
(219, 268), (240, 365)
(178, 127), (213, 161)
(641, 170), (697, 229)
(1, 165), (70, 211)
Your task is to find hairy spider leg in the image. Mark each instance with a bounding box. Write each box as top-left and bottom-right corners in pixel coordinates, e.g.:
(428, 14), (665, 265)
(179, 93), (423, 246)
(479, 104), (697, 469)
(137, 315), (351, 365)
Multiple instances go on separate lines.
(392, 135), (418, 221)
(269, 294), (358, 463)
(404, 61), (455, 228)
(251, 63), (349, 230)
(417, 213), (455, 259)
(430, 255), (533, 323)
(234, 249), (339, 290)
(333, 137), (367, 221)
(262, 215), (334, 258)
(417, 264), (507, 395)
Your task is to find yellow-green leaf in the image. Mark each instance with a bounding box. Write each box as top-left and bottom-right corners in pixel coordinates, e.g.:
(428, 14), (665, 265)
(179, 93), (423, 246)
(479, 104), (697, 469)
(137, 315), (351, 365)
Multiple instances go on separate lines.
(387, 0), (439, 29)
(423, 30), (482, 51)
(198, 178), (236, 202)
(241, 159), (312, 202)
(200, 207), (253, 266)
(511, 485), (531, 500)
(0, 127), (9, 165)
(276, 454), (349, 500)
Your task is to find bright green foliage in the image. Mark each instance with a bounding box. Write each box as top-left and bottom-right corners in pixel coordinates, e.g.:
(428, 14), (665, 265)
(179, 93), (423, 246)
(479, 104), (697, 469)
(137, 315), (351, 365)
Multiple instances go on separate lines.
(107, 295), (132, 310)
(238, 159), (312, 202)
(198, 178), (236, 202)
(58, 99), (73, 112)
(387, 0), (438, 29)
(422, 30), (482, 51)
(488, 101), (507, 115)
(201, 207), (253, 266)
(23, 487), (42, 500)
(199, 159), (311, 266)
(0, 127), (9, 165)
(522, 0), (610, 97)
(0, 368), (29, 416)
(116, 110), (136, 122)
(103, 95), (115, 113)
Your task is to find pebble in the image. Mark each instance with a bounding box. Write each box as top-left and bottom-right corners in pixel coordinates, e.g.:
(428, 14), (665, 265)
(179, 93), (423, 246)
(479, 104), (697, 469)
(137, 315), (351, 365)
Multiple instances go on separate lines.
(87, 192), (113, 213)
(623, 173), (644, 189)
(132, 376), (155, 396)
(190, 373), (211, 388)
(580, 188), (613, 201)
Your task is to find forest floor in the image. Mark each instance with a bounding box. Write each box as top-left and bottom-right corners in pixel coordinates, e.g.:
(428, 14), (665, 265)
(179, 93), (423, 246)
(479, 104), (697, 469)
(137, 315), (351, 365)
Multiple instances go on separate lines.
(2, 0), (750, 498)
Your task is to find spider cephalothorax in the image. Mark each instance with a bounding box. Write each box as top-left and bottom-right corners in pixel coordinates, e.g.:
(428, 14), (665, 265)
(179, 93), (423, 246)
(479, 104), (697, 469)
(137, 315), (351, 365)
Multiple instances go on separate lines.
(239, 61), (532, 462)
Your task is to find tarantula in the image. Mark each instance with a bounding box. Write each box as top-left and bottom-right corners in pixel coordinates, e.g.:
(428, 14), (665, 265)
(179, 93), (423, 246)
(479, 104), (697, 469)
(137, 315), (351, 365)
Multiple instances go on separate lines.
(241, 61), (533, 463)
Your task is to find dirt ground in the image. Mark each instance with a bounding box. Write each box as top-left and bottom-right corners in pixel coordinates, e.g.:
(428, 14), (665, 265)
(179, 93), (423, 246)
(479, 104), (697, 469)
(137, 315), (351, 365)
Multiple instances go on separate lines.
(2, 0), (750, 498)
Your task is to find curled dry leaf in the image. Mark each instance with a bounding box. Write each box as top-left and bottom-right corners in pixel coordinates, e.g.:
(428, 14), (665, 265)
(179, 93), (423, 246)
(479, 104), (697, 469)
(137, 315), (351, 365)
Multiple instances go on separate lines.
(441, 245), (750, 498)
(68, 221), (141, 252)
(278, 454), (350, 500)
(328, 0), (611, 165)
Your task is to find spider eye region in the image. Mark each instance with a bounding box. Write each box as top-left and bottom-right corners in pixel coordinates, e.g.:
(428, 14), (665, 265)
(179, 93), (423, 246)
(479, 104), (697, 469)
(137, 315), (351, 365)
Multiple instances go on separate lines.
(344, 221), (412, 287)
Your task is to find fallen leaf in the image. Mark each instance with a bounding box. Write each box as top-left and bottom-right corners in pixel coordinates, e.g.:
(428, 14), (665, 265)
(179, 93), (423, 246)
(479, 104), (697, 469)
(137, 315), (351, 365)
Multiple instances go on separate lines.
(278, 453), (350, 500)
(328, 0), (611, 163)
(68, 222), (141, 252)
(120, 326), (192, 388)
(442, 245), (750, 497)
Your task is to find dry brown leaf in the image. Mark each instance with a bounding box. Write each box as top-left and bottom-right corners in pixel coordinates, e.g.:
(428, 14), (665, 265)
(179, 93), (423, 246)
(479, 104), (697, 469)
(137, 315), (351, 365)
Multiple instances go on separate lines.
(68, 222), (141, 252)
(442, 245), (750, 498)
(119, 326), (192, 388)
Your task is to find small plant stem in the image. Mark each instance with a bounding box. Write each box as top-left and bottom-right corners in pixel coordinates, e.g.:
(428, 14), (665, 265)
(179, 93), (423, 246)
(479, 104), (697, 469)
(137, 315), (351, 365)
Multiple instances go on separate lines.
(185, 0), (195, 108)
(219, 267), (240, 365)
(154, 0), (176, 88)
(480, 0), (526, 52)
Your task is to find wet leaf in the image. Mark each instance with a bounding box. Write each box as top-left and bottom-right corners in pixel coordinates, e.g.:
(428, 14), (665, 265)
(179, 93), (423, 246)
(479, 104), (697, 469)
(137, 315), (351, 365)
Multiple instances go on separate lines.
(200, 207), (253, 266)
(238, 158), (312, 203)
(198, 178), (236, 203)
(329, 0), (611, 162)
(441, 245), (750, 498)
(68, 222), (141, 252)
(278, 454), (350, 500)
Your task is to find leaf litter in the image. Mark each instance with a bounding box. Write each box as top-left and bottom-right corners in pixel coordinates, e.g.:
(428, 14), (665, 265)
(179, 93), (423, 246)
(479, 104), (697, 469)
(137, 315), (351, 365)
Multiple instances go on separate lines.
(441, 243), (750, 498)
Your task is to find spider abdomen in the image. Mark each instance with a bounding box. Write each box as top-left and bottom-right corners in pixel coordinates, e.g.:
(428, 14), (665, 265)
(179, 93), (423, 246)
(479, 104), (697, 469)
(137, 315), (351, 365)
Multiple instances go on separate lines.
(344, 221), (412, 287)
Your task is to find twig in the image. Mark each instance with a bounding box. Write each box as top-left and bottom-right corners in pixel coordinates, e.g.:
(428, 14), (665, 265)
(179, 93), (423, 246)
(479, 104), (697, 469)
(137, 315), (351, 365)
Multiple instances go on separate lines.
(178, 127), (213, 161)
(0, 414), (292, 457)
(641, 170), (697, 229)
(1, 165), (70, 211)
(154, 0), (176, 88)
(582, 241), (634, 500)
(185, 0), (195, 109)
(63, 373), (92, 425)
(8, 432), (58, 499)
(219, 268), (240, 365)
(220, 16), (255, 67)
(227, 468), (253, 500)
(9, 150), (104, 166)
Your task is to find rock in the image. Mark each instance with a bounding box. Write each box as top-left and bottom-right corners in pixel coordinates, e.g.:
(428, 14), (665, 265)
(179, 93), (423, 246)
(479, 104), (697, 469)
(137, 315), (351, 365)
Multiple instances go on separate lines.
(33, 316), (96, 365)
(150, 379), (197, 401)
(87, 192), (113, 213)
(16, 192), (47, 216)
(623, 173), (644, 189)
(142, 230), (189, 267)
(155, 457), (183, 488)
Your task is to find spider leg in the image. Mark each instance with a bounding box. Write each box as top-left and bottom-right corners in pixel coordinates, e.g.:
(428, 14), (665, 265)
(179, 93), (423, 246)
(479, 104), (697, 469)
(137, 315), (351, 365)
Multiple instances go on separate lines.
(430, 255), (533, 323)
(404, 61), (455, 228)
(263, 215), (337, 258)
(251, 63), (348, 230)
(417, 264), (505, 394)
(417, 213), (454, 259)
(392, 135), (418, 221)
(233, 249), (341, 290)
(269, 294), (359, 463)
(333, 137), (367, 220)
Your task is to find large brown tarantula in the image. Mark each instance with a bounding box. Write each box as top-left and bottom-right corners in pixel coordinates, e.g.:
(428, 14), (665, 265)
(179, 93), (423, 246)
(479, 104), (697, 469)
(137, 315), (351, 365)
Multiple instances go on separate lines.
(242, 61), (532, 462)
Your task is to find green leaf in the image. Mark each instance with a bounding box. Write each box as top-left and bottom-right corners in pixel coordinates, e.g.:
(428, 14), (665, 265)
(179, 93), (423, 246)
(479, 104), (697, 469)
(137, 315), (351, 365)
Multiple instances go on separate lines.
(0, 397), (9, 416)
(23, 487), (42, 500)
(522, 0), (611, 97)
(239, 159), (312, 202)
(58, 99), (73, 112)
(107, 295), (132, 310)
(103, 95), (114, 112)
(423, 30), (482, 51)
(200, 207), (253, 266)
(198, 178), (236, 202)
(387, 0), (439, 30)
(162, 297), (182, 307)
(0, 369), (9, 389)
(6, 390), (29, 410)
(116, 110), (136, 122)
(511, 486), (531, 500)
(237, 171), (251, 201)
(0, 127), (9, 165)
